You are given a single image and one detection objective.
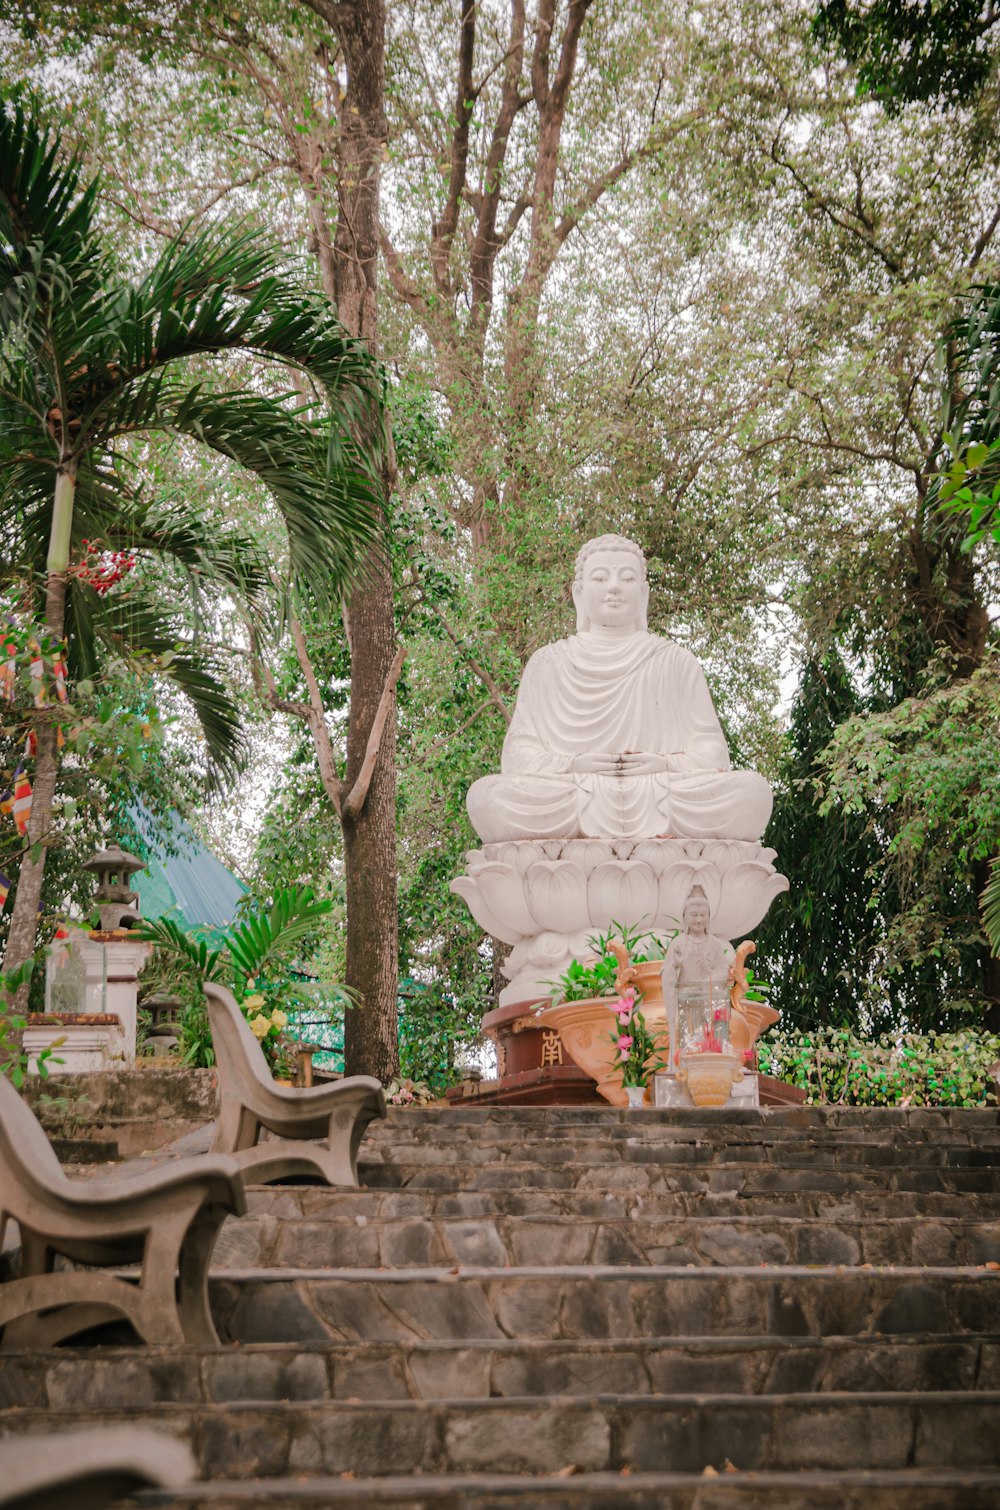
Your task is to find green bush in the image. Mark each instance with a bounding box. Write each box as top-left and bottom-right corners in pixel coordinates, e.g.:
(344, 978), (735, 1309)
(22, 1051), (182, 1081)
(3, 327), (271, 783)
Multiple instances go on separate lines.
(759, 1025), (1000, 1107)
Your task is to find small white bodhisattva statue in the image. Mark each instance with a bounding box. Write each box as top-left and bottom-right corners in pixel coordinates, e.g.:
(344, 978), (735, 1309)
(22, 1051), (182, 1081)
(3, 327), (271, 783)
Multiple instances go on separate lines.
(660, 888), (735, 1068)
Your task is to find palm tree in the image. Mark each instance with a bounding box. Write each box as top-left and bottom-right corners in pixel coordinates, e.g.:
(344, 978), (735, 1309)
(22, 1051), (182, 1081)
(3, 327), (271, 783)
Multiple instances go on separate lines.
(0, 100), (383, 993)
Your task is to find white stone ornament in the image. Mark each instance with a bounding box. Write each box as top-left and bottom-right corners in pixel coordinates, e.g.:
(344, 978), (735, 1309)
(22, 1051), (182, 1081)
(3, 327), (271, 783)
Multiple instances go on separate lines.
(452, 535), (789, 1005)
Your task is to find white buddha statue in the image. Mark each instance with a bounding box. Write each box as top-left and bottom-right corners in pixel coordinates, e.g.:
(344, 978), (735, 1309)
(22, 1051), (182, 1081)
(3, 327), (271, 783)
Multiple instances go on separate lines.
(466, 535), (773, 845)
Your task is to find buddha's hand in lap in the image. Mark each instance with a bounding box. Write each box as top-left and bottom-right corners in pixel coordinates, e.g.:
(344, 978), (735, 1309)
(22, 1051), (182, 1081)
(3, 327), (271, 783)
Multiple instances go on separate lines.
(567, 751), (672, 775)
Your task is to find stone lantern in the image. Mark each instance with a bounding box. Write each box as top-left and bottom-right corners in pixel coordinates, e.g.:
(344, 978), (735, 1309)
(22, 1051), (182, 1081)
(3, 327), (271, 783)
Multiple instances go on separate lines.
(27, 843), (151, 1074)
(83, 844), (145, 932)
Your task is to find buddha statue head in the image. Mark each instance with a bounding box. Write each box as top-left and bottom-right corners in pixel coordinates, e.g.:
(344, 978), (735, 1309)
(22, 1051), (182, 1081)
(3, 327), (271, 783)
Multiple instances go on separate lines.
(682, 887), (712, 936)
(572, 534), (649, 634)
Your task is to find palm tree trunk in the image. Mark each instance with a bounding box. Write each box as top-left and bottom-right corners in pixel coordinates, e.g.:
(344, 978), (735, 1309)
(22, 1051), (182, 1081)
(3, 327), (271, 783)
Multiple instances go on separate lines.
(2, 462), (74, 1011)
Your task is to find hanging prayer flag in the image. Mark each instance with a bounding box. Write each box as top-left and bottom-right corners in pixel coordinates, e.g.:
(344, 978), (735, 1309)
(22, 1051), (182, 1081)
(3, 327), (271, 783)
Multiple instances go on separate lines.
(0, 636), (15, 702)
(0, 873), (9, 909)
(0, 786), (12, 818)
(52, 650), (69, 703)
(24, 729), (37, 760)
(28, 639), (46, 708)
(12, 765), (32, 834)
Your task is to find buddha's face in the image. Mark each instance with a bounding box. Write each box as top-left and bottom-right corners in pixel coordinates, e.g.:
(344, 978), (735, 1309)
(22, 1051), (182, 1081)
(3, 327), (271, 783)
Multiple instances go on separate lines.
(574, 549), (647, 632)
(683, 899), (711, 935)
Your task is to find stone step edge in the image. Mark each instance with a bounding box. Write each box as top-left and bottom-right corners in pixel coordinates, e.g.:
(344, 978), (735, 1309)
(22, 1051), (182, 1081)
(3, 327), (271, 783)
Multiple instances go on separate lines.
(232, 1211), (1000, 1228)
(9, 1389), (999, 1416)
(374, 1111), (1000, 1123)
(135, 1468), (1000, 1506)
(10, 1329), (999, 1362)
(206, 1262), (1000, 1282)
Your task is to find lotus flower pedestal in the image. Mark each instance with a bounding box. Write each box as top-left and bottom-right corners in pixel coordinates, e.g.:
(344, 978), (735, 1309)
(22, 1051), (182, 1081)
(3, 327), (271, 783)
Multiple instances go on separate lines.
(452, 837), (789, 1007)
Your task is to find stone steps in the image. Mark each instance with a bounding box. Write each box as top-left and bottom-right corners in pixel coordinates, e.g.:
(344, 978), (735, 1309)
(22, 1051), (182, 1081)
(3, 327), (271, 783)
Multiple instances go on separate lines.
(131, 1468), (1000, 1509)
(206, 1265), (1000, 1345)
(4, 1104), (999, 1506)
(214, 1209), (1000, 1269)
(246, 1184), (1000, 1220)
(7, 1392), (1000, 1479)
(359, 1159), (1000, 1194)
(6, 1333), (999, 1405)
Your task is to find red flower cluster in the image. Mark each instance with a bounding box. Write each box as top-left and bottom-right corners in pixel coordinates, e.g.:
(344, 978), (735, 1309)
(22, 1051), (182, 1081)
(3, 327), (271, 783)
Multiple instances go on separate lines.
(69, 540), (136, 595)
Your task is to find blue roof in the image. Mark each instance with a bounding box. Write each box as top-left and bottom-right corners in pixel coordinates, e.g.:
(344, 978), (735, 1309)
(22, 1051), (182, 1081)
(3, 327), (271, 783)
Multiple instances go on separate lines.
(133, 810), (246, 934)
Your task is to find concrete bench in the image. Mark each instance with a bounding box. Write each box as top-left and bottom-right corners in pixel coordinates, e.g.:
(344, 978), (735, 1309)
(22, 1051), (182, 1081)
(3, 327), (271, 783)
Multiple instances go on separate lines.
(205, 981), (386, 1185)
(0, 1425), (194, 1509)
(0, 1071), (245, 1349)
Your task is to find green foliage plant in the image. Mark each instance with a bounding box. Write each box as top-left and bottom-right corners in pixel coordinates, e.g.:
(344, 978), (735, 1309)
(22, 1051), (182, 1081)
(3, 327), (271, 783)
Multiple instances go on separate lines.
(759, 1025), (1000, 1107)
(0, 959), (59, 1085)
(983, 860), (1000, 956)
(817, 653), (1000, 1023)
(384, 1076), (434, 1108)
(812, 0), (999, 110)
(0, 98), (383, 987)
(550, 921), (676, 1004)
(136, 886), (346, 1074)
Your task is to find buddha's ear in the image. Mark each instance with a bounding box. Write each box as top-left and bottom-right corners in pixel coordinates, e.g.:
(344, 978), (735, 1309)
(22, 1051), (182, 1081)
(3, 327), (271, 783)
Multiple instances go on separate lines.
(572, 577), (587, 632)
(637, 578), (650, 630)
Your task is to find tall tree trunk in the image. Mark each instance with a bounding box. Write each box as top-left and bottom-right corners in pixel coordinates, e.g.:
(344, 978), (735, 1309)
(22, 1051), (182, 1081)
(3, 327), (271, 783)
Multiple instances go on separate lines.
(3, 537), (72, 1012)
(326, 0), (400, 1080)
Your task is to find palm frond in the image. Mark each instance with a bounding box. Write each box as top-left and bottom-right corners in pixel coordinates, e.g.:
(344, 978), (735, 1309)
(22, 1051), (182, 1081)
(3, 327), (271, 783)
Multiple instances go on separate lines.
(133, 914), (226, 981)
(98, 379), (380, 601)
(982, 857), (1000, 956)
(227, 886), (334, 986)
(69, 587), (246, 777)
(0, 99), (97, 277)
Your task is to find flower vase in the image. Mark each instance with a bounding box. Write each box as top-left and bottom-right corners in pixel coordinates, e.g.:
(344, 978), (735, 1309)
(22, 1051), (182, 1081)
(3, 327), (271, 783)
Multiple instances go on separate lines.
(624, 1084), (646, 1109)
(677, 1051), (743, 1108)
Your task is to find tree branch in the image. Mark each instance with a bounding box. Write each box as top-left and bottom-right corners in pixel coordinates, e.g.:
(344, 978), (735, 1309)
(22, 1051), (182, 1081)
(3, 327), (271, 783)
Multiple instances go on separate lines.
(248, 617), (346, 821)
(343, 642), (407, 821)
(409, 696), (505, 764)
(299, 0), (352, 32)
(290, 615), (346, 818)
(553, 107), (708, 248)
(430, 0), (477, 295)
(971, 201), (1000, 269)
(429, 603), (513, 726)
(469, 0), (527, 336)
(379, 228), (432, 319)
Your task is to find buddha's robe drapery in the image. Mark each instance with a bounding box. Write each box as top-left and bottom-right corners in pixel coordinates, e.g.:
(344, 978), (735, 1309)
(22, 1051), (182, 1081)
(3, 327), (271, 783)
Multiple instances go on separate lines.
(466, 632), (773, 842)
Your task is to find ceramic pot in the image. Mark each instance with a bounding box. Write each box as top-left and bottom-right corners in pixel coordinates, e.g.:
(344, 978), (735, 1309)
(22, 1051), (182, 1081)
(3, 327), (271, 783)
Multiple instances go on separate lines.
(729, 999), (781, 1057)
(624, 1084), (646, 1109)
(535, 995), (668, 1108)
(677, 1050), (743, 1108)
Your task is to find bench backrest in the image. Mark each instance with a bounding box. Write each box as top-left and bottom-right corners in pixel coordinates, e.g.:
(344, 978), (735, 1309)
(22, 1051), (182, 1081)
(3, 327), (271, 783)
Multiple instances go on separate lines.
(203, 982), (275, 1095)
(0, 1071), (66, 1216)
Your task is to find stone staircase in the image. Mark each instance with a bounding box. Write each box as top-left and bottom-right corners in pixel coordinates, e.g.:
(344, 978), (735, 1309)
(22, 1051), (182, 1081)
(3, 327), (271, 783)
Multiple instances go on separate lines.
(3, 1104), (1000, 1506)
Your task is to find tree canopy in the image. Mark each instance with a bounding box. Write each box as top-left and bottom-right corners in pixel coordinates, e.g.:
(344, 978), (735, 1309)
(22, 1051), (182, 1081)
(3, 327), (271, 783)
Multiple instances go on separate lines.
(1, 0), (998, 1065)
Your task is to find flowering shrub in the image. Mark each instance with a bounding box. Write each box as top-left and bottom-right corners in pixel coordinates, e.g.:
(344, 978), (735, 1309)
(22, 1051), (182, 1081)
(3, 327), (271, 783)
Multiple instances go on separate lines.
(385, 1076), (434, 1107)
(241, 992), (297, 1076)
(758, 1026), (1000, 1107)
(609, 986), (663, 1088)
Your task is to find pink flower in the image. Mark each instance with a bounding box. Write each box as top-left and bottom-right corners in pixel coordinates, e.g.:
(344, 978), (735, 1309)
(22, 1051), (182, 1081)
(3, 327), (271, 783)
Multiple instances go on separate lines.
(621, 986), (637, 1002)
(615, 1003), (633, 1022)
(616, 1035), (634, 1052)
